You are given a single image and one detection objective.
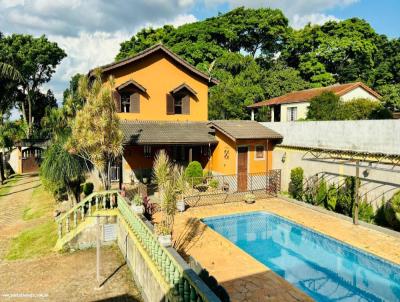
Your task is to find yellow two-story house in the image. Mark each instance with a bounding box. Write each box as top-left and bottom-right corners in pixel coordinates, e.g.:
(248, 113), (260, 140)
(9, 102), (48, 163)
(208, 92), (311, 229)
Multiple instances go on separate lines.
(90, 44), (282, 190)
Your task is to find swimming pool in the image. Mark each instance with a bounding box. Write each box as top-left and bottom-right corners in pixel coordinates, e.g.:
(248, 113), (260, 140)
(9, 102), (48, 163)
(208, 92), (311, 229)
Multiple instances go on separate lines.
(203, 212), (400, 302)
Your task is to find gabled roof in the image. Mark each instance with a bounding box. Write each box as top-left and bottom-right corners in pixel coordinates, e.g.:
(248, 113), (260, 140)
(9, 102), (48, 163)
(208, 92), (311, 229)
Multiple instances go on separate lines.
(248, 82), (381, 108)
(170, 83), (197, 95)
(90, 44), (219, 86)
(117, 79), (147, 93)
(120, 120), (217, 145)
(208, 120), (282, 141)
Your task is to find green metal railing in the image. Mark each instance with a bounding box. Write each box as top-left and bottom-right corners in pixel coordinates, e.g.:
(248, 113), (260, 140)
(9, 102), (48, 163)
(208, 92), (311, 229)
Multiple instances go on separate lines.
(117, 195), (220, 302)
(56, 191), (220, 302)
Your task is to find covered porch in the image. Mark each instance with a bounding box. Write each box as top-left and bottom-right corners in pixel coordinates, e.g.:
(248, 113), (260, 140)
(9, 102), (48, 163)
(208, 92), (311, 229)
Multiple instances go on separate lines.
(117, 120), (217, 188)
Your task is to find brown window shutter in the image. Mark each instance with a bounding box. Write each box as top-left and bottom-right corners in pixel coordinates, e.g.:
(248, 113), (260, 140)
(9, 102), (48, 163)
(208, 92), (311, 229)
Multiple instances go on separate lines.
(130, 92), (140, 113)
(113, 90), (121, 113)
(166, 93), (175, 115)
(182, 95), (190, 115)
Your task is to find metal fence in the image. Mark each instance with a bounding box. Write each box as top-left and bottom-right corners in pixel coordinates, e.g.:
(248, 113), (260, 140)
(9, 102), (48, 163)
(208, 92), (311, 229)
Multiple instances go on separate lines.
(185, 170), (281, 207)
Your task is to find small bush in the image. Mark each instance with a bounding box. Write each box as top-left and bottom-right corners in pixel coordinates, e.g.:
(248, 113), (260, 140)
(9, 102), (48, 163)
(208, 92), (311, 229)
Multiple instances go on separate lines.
(82, 182), (94, 196)
(289, 167), (304, 200)
(209, 178), (219, 189)
(325, 184), (337, 211)
(374, 196), (388, 226)
(358, 197), (375, 223)
(185, 161), (203, 186)
(315, 179), (327, 206)
(384, 191), (400, 230)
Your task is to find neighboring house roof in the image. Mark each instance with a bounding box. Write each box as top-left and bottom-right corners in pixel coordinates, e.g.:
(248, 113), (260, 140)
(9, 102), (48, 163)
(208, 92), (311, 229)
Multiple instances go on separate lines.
(120, 120), (217, 145)
(90, 44), (219, 86)
(170, 83), (197, 95)
(117, 79), (147, 93)
(248, 82), (381, 108)
(208, 120), (282, 141)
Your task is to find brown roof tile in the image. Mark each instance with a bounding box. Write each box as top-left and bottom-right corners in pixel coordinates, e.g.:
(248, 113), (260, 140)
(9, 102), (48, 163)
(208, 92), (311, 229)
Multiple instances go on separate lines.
(120, 120), (217, 145)
(89, 44), (219, 86)
(208, 120), (282, 141)
(248, 82), (381, 108)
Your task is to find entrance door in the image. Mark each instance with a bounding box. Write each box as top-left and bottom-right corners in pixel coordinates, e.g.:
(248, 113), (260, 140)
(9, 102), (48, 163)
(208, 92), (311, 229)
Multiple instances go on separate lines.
(237, 146), (248, 192)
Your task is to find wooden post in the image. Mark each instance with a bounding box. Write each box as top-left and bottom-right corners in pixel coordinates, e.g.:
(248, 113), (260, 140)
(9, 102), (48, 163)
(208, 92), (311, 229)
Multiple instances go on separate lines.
(188, 147), (193, 163)
(353, 160), (360, 225)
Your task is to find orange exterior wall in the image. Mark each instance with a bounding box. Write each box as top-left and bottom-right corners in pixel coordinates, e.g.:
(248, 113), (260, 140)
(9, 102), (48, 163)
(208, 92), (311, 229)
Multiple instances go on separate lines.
(105, 51), (209, 122)
(207, 130), (274, 175)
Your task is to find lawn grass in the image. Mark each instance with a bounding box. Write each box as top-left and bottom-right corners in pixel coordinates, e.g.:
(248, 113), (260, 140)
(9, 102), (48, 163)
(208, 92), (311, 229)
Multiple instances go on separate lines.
(6, 181), (58, 260)
(5, 220), (57, 260)
(0, 174), (22, 198)
(23, 185), (54, 220)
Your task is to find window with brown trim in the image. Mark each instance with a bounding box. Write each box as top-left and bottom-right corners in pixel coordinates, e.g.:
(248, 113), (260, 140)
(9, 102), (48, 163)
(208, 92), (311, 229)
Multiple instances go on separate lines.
(255, 145), (265, 159)
(121, 93), (130, 112)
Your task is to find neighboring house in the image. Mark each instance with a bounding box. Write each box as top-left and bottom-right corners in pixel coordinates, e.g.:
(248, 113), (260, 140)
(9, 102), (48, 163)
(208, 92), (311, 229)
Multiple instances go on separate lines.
(248, 82), (381, 122)
(8, 139), (48, 174)
(91, 44), (282, 189)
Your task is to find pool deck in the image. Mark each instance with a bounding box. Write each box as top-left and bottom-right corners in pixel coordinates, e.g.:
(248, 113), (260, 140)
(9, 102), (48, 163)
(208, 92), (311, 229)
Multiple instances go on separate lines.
(170, 198), (400, 302)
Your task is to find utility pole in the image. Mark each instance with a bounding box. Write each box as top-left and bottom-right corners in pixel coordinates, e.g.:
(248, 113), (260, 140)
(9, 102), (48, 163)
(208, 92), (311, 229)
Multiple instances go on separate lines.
(353, 160), (360, 225)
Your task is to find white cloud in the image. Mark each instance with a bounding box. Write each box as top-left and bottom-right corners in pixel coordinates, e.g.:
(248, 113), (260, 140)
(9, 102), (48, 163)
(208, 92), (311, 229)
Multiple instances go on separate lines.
(291, 13), (340, 29)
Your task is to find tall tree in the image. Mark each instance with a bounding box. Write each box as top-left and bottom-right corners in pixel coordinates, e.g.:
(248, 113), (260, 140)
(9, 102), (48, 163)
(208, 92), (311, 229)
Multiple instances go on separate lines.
(0, 34), (66, 134)
(68, 70), (123, 190)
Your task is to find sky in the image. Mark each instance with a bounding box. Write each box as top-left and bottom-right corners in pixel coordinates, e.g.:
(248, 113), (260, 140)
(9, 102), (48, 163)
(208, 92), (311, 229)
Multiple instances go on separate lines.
(0, 0), (399, 109)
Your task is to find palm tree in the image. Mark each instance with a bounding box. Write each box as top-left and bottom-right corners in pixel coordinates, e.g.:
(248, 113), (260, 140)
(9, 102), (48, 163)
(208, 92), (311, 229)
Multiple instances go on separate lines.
(0, 62), (22, 81)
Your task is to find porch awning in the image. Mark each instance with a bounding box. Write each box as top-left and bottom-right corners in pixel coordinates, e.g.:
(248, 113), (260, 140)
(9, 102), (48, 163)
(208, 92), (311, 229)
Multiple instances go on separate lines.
(120, 120), (217, 145)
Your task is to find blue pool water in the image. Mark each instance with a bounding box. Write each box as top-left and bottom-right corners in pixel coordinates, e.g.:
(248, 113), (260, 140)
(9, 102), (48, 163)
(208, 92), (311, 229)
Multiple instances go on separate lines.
(203, 212), (400, 302)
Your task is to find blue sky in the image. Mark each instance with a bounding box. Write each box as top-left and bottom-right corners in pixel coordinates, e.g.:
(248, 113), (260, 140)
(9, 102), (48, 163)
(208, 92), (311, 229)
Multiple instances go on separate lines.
(0, 0), (398, 115)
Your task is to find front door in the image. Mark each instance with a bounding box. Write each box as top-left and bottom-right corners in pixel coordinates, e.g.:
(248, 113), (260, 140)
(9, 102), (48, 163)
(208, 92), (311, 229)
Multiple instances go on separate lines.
(237, 146), (248, 192)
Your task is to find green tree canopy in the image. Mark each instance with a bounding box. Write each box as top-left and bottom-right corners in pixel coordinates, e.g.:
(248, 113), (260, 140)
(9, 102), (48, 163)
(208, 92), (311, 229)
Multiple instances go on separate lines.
(0, 34), (66, 132)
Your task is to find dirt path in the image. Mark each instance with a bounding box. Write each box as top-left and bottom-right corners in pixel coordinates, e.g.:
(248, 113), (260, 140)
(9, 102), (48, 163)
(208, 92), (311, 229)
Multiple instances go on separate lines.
(0, 175), (142, 301)
(0, 174), (41, 260)
(0, 246), (142, 302)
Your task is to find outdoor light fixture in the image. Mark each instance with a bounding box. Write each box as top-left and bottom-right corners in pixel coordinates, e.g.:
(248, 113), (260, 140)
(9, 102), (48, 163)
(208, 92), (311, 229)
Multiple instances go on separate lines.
(282, 152), (287, 163)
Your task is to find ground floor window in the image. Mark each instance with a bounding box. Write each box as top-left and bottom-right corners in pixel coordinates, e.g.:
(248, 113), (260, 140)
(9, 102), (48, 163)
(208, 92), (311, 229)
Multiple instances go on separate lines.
(255, 145), (265, 159)
(287, 106), (297, 121)
(144, 145), (151, 158)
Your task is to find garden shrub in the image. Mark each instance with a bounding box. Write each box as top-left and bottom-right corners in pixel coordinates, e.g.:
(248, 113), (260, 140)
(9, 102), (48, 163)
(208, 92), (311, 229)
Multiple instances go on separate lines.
(209, 178), (219, 189)
(289, 167), (304, 200)
(335, 177), (356, 217)
(374, 196), (388, 227)
(185, 161), (203, 186)
(82, 182), (94, 196)
(325, 184), (337, 211)
(315, 179), (327, 206)
(357, 197), (375, 223)
(384, 191), (400, 230)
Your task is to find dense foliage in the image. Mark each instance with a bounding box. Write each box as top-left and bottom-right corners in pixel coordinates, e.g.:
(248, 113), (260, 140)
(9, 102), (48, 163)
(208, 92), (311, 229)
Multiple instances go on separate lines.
(289, 167), (304, 200)
(115, 8), (400, 119)
(184, 161), (203, 186)
(307, 92), (392, 120)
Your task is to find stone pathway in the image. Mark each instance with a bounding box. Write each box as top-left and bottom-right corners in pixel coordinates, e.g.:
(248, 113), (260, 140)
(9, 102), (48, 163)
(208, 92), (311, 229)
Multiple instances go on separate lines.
(0, 246), (142, 301)
(0, 174), (41, 260)
(171, 198), (400, 302)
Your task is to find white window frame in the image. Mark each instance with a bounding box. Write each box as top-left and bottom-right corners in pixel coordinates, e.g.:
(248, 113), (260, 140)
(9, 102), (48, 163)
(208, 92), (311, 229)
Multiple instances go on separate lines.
(287, 106), (297, 122)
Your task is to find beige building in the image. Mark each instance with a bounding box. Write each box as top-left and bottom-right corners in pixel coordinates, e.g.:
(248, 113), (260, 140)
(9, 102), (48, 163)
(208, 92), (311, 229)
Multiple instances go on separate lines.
(248, 82), (381, 122)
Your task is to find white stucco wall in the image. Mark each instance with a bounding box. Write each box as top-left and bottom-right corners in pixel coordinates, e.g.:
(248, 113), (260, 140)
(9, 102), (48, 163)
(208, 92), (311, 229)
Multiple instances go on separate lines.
(280, 102), (310, 121)
(339, 87), (379, 102)
(275, 86), (380, 122)
(8, 148), (19, 173)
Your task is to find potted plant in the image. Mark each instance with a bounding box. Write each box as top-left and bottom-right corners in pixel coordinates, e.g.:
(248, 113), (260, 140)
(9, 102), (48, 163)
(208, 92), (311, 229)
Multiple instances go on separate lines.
(244, 193), (256, 204)
(155, 221), (172, 247)
(131, 194), (144, 214)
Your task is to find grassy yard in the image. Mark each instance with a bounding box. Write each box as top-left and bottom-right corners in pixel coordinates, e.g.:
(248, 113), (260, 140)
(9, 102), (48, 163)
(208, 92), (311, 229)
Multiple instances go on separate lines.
(5, 184), (58, 260)
(0, 174), (22, 198)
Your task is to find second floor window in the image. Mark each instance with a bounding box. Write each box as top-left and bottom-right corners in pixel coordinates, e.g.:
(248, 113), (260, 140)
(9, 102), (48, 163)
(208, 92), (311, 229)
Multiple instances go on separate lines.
(174, 97), (183, 114)
(121, 93), (130, 113)
(287, 106), (297, 121)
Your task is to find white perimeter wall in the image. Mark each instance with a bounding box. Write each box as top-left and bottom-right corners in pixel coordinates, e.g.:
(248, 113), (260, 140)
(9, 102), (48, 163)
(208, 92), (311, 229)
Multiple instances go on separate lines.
(262, 120), (400, 207)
